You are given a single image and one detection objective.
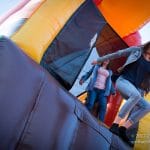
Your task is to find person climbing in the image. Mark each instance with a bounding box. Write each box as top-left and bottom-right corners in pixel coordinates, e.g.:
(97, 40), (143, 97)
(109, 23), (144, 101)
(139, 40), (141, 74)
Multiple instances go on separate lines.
(92, 42), (150, 146)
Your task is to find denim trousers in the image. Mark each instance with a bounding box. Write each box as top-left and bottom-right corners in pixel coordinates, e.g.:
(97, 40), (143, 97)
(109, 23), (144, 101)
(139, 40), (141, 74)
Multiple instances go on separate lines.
(86, 88), (107, 122)
(116, 76), (150, 124)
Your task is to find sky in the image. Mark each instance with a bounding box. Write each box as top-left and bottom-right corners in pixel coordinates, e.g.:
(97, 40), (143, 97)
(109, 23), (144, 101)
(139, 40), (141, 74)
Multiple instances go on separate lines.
(139, 21), (150, 44)
(0, 0), (21, 15)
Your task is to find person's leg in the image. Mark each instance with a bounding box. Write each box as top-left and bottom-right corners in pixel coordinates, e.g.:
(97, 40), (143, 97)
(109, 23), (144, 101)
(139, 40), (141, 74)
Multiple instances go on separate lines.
(86, 89), (97, 111)
(118, 98), (150, 147)
(110, 77), (142, 146)
(115, 77), (142, 123)
(97, 90), (107, 122)
(127, 97), (150, 125)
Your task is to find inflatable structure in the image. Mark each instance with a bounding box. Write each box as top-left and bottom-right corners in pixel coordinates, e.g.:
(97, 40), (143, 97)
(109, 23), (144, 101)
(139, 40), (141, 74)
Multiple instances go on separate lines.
(0, 0), (150, 149)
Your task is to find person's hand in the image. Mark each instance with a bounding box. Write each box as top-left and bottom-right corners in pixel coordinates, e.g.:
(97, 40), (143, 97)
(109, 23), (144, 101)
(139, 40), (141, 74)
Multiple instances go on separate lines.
(91, 60), (97, 65)
(117, 67), (123, 73)
(79, 80), (84, 85)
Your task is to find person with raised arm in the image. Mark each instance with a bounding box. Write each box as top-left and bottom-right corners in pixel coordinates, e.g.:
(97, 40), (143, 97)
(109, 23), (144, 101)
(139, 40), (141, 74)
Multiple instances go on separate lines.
(92, 42), (150, 147)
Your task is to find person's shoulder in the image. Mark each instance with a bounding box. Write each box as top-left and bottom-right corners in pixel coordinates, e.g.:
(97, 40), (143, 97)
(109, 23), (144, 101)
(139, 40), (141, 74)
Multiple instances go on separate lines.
(95, 64), (101, 68)
(92, 64), (99, 70)
(108, 69), (113, 74)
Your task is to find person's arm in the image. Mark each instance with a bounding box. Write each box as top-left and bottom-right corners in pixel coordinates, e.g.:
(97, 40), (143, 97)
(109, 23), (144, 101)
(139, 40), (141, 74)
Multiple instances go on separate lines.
(110, 83), (116, 95)
(79, 66), (94, 85)
(109, 71), (116, 95)
(95, 46), (139, 64)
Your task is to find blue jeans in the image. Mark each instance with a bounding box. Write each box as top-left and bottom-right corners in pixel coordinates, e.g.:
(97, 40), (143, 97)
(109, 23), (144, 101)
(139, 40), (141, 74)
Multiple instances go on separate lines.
(116, 76), (150, 124)
(86, 88), (107, 122)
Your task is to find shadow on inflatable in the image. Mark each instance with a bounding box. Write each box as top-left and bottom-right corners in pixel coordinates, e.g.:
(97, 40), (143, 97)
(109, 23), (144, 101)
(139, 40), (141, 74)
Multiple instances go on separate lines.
(0, 37), (132, 149)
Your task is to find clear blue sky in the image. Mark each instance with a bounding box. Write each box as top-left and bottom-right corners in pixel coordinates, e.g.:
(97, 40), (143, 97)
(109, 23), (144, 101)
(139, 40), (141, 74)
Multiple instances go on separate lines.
(139, 22), (150, 44)
(0, 0), (21, 15)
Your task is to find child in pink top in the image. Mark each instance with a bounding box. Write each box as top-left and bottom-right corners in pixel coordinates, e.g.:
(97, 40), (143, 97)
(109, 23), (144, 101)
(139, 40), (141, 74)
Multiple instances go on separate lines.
(79, 60), (115, 122)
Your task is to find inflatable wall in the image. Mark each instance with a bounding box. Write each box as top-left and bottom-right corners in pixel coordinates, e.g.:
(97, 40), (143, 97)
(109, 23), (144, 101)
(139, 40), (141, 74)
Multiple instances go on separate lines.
(0, 0), (150, 149)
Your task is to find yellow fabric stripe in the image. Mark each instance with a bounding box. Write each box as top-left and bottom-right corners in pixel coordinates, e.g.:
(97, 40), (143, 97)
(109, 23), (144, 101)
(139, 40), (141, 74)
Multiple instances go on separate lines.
(12, 0), (85, 63)
(97, 0), (150, 37)
(134, 94), (150, 149)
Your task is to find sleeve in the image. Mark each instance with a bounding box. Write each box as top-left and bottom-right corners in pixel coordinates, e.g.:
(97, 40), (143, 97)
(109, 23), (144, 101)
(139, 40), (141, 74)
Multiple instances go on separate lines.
(97, 47), (139, 64)
(80, 66), (95, 83)
(110, 83), (116, 95)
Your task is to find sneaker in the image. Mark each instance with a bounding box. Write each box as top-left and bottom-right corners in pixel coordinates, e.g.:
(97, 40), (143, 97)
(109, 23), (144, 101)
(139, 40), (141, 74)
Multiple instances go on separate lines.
(119, 126), (134, 147)
(109, 123), (119, 135)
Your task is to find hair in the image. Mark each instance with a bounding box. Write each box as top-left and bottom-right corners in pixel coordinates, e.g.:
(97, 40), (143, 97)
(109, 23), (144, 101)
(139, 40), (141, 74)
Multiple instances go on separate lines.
(141, 73), (150, 95)
(101, 61), (110, 69)
(142, 41), (150, 53)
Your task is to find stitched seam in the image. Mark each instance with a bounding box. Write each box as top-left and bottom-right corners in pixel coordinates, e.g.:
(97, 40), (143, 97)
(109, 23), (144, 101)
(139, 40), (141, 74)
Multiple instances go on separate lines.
(68, 117), (79, 150)
(16, 72), (45, 149)
(74, 102), (111, 145)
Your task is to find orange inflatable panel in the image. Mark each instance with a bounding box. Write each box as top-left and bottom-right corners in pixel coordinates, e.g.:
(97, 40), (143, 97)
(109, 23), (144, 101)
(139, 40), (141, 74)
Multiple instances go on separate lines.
(97, 0), (150, 37)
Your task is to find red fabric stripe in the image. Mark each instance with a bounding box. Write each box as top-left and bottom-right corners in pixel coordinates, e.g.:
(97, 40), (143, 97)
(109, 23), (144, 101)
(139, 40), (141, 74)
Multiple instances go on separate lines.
(93, 0), (103, 6)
